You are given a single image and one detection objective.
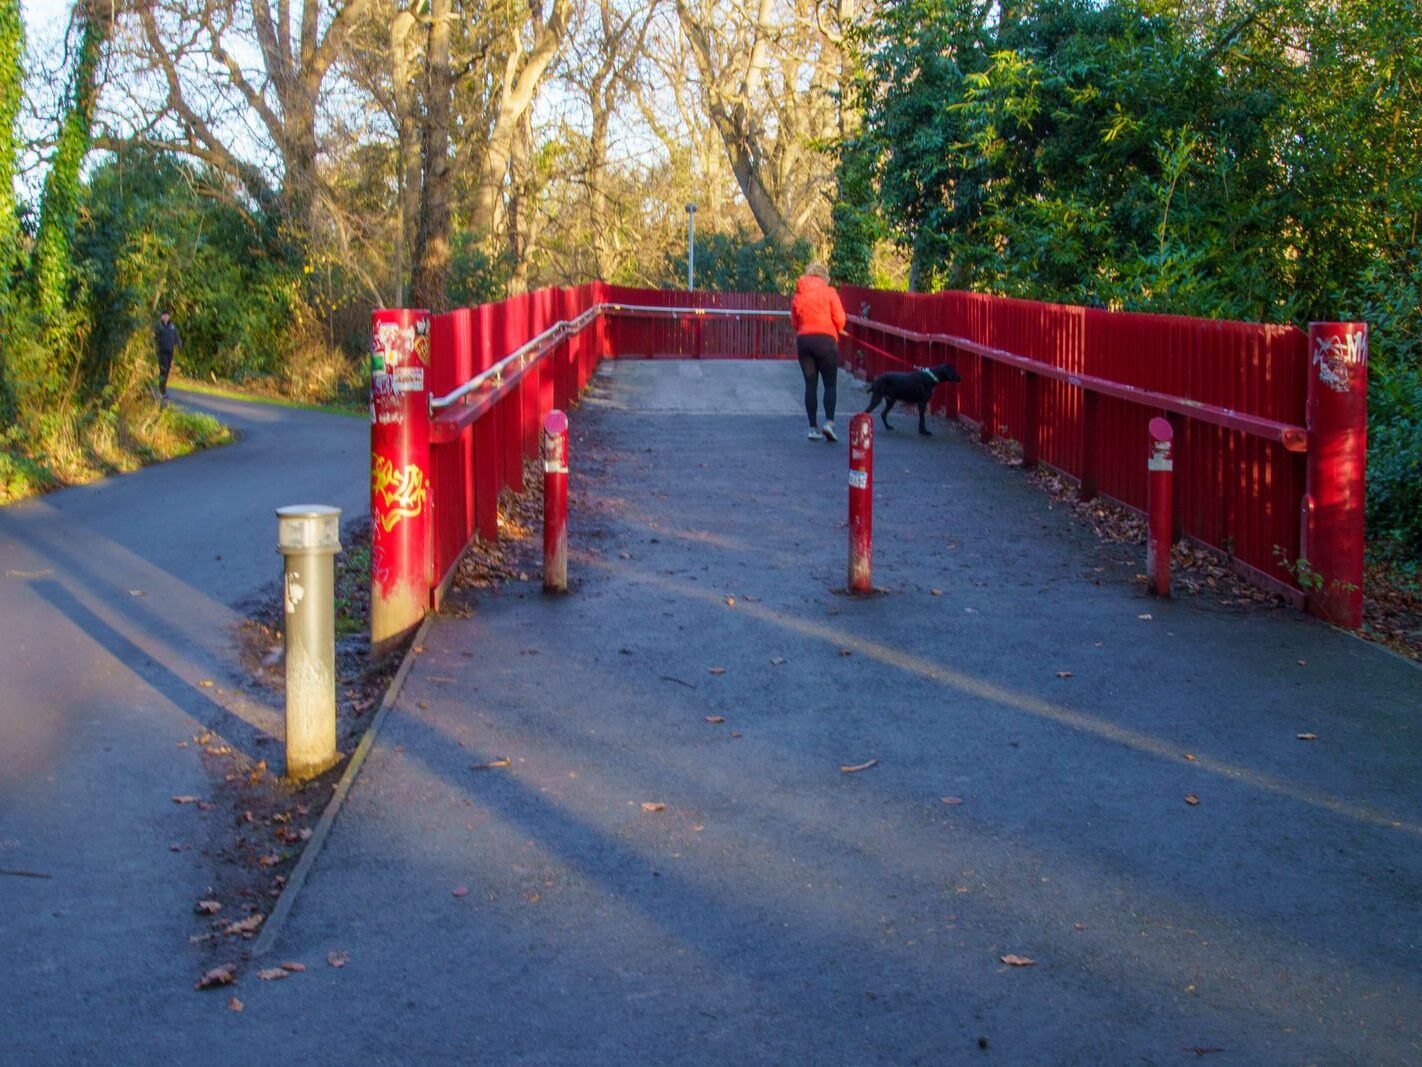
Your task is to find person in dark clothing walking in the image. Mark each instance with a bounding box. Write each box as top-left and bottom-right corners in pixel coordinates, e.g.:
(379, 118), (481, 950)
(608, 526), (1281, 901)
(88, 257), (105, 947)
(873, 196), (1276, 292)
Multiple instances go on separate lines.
(790, 262), (847, 441)
(154, 310), (179, 401)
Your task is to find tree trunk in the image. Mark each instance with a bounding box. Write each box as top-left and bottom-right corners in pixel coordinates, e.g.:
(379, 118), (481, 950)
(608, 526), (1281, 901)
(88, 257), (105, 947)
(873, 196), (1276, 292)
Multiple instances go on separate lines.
(31, 1), (112, 333)
(390, 8), (421, 304)
(410, 0), (452, 311)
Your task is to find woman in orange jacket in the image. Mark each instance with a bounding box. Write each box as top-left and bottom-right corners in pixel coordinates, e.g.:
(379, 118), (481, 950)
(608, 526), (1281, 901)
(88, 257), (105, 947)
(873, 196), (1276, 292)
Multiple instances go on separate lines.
(790, 261), (847, 441)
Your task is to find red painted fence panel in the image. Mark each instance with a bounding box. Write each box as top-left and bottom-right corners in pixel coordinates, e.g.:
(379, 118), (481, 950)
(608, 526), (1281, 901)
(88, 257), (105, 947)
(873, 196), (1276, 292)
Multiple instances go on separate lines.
(381, 281), (1360, 635)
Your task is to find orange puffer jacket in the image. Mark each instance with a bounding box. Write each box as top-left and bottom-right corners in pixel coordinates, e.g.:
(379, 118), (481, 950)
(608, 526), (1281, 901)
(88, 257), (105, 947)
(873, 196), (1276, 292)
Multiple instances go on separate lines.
(791, 274), (846, 338)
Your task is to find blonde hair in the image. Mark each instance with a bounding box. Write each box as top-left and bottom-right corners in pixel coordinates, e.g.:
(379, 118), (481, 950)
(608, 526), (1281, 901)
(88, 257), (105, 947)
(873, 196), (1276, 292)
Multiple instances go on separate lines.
(805, 261), (830, 281)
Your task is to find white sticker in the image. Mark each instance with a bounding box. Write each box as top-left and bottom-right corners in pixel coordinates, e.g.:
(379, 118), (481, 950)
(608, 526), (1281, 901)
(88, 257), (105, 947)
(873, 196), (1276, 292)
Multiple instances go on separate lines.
(1148, 456), (1173, 472)
(391, 366), (424, 394)
(848, 470), (868, 490)
(543, 461), (568, 474)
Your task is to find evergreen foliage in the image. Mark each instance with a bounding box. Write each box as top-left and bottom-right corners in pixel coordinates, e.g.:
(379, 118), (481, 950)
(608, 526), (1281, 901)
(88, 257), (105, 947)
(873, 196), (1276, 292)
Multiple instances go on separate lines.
(847, 0), (1422, 553)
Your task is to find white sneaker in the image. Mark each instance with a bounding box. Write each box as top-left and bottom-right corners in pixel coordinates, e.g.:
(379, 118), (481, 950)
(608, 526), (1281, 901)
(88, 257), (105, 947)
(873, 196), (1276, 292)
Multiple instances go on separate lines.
(807, 426), (824, 440)
(821, 421), (838, 442)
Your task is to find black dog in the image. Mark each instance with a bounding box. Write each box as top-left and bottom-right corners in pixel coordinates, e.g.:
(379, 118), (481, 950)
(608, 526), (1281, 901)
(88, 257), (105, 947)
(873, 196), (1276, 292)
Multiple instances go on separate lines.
(863, 364), (962, 435)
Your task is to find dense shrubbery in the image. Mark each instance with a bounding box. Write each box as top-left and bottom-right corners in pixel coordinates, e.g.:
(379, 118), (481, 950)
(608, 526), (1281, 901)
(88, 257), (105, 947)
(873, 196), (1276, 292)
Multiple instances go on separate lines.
(843, 0), (1422, 555)
(666, 231), (813, 295)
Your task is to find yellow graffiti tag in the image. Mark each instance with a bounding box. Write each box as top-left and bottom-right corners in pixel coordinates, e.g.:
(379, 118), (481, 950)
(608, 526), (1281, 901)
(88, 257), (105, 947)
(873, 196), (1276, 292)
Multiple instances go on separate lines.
(372, 455), (428, 532)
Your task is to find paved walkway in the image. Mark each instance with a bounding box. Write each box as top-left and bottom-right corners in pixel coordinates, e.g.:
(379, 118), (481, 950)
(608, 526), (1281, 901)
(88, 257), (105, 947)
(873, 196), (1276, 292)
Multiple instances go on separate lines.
(238, 362), (1419, 1063)
(0, 391), (367, 1062)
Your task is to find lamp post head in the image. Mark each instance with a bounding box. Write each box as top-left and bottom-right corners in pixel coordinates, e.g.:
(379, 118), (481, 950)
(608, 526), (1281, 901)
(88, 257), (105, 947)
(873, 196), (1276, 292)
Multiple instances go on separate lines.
(686, 203), (696, 214)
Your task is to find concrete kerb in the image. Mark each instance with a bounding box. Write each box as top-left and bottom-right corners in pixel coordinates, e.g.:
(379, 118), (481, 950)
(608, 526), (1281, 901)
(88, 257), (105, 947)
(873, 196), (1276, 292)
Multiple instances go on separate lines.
(252, 614), (435, 958)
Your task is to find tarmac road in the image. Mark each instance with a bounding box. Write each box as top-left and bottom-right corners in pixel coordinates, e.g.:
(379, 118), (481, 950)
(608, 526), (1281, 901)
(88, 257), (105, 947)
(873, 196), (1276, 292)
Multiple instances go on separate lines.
(2, 366), (1419, 1064)
(0, 390), (366, 1062)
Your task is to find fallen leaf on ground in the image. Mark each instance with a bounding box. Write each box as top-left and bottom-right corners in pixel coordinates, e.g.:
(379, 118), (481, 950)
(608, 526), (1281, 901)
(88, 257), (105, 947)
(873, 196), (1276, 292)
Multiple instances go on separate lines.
(196, 801), (215, 812)
(1137, 613), (1153, 621)
(930, 588), (943, 596)
(708, 666), (726, 675)
(1000, 955), (1036, 967)
(197, 680), (215, 688)
(704, 715), (726, 724)
(451, 886), (469, 898)
(327, 951), (349, 968)
(1055, 671), (1073, 678)
(725, 596), (735, 606)
(256, 968), (289, 982)
(1184, 794), (1200, 806)
(1296, 733), (1318, 741)
(195, 964), (236, 990)
(941, 797), (964, 805)
(195, 899), (222, 915)
(128, 590), (146, 597)
(1297, 660), (1307, 667)
(171, 796), (200, 805)
(471, 757), (511, 770)
(730, 731), (742, 738)
(840, 759), (879, 774)
(228, 997), (244, 1012)
(1184, 753), (1197, 761)
(770, 657), (786, 665)
(838, 648), (853, 656)
(225, 914), (264, 936)
(280, 962), (305, 973)
(641, 802), (666, 812)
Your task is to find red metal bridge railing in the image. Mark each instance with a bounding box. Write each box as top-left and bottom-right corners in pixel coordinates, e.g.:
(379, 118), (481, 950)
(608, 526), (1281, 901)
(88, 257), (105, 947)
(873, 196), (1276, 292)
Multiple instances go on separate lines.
(368, 282), (1366, 647)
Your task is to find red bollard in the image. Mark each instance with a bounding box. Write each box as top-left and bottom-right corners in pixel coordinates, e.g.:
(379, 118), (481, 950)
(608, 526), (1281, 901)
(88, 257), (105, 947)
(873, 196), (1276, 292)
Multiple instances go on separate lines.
(1146, 416), (1173, 597)
(543, 410), (569, 593)
(1301, 322), (1368, 628)
(370, 308), (432, 656)
(848, 413), (874, 594)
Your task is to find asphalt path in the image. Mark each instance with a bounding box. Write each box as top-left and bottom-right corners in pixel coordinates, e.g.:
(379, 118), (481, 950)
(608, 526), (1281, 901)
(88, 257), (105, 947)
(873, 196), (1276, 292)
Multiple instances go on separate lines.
(234, 362), (1418, 1064)
(0, 390), (366, 1062)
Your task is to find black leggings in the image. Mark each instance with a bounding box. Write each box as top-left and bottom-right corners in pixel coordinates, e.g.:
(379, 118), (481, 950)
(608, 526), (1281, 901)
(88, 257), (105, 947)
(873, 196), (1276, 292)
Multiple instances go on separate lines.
(797, 333), (839, 425)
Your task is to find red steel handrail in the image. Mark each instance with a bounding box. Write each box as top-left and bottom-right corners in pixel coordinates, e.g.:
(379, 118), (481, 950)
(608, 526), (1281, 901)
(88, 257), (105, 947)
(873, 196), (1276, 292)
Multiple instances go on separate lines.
(844, 315), (1308, 452)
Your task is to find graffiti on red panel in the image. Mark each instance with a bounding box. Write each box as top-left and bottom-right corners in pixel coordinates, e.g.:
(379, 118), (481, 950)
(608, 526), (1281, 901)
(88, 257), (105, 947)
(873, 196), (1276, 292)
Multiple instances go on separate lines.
(1313, 330), (1367, 394)
(372, 455), (428, 533)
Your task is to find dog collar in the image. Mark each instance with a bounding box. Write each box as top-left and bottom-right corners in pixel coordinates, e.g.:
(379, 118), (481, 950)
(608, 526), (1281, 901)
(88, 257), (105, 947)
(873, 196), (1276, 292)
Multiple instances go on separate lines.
(918, 367), (939, 383)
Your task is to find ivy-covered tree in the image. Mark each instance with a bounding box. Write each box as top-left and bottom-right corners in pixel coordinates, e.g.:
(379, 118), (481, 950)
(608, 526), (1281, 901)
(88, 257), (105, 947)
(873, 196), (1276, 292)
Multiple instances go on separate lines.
(30, 1), (112, 336)
(0, 0), (21, 291)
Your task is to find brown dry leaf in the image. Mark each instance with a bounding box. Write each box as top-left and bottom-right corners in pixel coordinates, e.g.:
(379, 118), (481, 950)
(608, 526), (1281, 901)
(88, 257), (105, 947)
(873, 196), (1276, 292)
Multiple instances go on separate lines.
(641, 802), (666, 813)
(195, 964), (237, 990)
(225, 914), (264, 936)
(1296, 733), (1318, 741)
(195, 899), (222, 915)
(197, 680), (215, 689)
(257, 853), (281, 867)
(1055, 671), (1073, 679)
(256, 968), (289, 982)
(708, 666), (726, 675)
(1184, 794), (1201, 806)
(327, 951), (349, 968)
(1184, 753), (1197, 761)
(280, 962), (306, 973)
(228, 997), (244, 1013)
(704, 715), (726, 724)
(725, 596), (735, 606)
(171, 795), (200, 805)
(941, 797), (964, 806)
(471, 757), (511, 770)
(930, 588), (943, 596)
(840, 759), (879, 774)
(1000, 955), (1036, 967)
(451, 886), (469, 898)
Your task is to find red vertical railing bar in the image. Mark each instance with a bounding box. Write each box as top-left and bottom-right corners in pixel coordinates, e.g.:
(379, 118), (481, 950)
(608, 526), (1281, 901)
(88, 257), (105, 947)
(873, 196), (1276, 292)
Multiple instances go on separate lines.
(1301, 322), (1368, 627)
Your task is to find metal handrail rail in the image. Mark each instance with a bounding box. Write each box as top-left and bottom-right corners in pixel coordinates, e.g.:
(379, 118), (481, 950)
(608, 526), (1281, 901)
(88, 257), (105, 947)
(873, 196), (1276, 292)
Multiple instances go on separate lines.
(429, 302), (790, 412)
(844, 315), (1308, 451)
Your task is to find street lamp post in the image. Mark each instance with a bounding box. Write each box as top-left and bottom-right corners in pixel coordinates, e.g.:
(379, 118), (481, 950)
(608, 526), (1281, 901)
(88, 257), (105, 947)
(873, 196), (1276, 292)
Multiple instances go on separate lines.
(686, 203), (696, 291)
